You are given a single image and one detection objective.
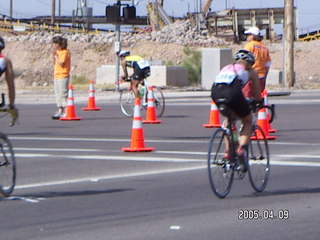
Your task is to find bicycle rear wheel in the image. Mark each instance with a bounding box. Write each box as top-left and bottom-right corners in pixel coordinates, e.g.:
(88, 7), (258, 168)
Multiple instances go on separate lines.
(0, 133), (16, 197)
(208, 128), (234, 198)
(152, 86), (165, 117)
(248, 125), (270, 192)
(119, 88), (135, 117)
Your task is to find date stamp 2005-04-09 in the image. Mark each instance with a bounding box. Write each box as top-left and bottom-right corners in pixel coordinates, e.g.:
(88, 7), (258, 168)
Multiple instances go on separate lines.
(238, 209), (289, 220)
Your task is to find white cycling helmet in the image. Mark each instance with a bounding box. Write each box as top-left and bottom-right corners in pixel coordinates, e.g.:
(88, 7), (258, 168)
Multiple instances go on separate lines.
(118, 50), (130, 57)
(234, 49), (255, 65)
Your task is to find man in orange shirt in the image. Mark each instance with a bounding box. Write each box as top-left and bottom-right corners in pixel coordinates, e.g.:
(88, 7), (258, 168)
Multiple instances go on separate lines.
(52, 36), (71, 119)
(242, 27), (271, 98)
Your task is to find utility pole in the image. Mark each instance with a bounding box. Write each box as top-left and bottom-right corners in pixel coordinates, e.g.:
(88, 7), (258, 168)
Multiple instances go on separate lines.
(51, 0), (55, 24)
(58, 0), (61, 17)
(9, 0), (13, 18)
(284, 0), (295, 87)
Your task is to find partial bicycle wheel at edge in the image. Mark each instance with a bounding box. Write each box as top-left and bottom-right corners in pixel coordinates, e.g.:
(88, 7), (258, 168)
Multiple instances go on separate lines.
(119, 88), (135, 117)
(0, 133), (16, 197)
(208, 128), (234, 198)
(152, 86), (165, 117)
(248, 125), (270, 192)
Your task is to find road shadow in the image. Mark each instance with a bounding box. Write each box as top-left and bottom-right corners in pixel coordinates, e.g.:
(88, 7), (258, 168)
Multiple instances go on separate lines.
(247, 187), (320, 198)
(1, 188), (134, 201)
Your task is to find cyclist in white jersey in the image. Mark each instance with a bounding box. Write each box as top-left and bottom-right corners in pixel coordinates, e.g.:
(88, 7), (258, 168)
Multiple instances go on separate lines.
(118, 50), (150, 99)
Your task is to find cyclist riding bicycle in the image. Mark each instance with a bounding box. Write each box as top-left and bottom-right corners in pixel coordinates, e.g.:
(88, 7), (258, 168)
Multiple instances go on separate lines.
(0, 36), (17, 115)
(118, 50), (151, 99)
(211, 49), (262, 163)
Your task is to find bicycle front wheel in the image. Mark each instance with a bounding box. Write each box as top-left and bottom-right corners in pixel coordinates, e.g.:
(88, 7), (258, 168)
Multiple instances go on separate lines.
(119, 88), (135, 117)
(248, 125), (270, 192)
(152, 86), (165, 117)
(208, 128), (234, 198)
(0, 133), (16, 197)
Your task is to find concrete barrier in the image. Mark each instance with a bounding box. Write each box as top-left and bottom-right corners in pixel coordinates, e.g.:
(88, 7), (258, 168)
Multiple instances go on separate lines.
(267, 69), (283, 86)
(96, 65), (189, 87)
(201, 48), (232, 90)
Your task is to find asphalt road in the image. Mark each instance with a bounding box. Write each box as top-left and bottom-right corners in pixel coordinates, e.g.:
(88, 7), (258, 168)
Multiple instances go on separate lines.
(1, 90), (320, 240)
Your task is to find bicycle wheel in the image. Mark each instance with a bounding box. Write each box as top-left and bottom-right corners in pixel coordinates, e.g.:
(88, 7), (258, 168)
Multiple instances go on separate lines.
(0, 133), (16, 197)
(152, 86), (165, 117)
(248, 125), (270, 192)
(208, 128), (234, 198)
(119, 88), (135, 117)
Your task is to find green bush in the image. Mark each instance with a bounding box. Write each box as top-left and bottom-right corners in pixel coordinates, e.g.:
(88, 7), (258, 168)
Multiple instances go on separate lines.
(72, 74), (88, 85)
(181, 47), (201, 85)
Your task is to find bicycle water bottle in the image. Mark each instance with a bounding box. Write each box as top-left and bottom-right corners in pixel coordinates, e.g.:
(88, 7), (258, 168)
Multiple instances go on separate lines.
(232, 126), (239, 146)
(139, 87), (145, 99)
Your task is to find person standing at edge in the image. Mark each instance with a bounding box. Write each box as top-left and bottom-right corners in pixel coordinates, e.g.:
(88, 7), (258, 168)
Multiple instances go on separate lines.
(243, 26), (271, 98)
(0, 36), (17, 116)
(52, 36), (71, 120)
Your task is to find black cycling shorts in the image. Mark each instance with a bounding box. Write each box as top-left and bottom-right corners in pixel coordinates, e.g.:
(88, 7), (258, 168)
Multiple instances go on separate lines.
(211, 79), (251, 118)
(132, 62), (150, 80)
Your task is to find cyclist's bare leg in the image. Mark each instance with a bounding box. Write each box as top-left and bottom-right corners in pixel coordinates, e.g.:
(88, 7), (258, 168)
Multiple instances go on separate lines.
(131, 79), (140, 99)
(239, 113), (253, 148)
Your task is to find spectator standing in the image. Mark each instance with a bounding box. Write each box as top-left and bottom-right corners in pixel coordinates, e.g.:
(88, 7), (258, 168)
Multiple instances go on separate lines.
(0, 36), (17, 113)
(52, 36), (71, 120)
(243, 26), (271, 98)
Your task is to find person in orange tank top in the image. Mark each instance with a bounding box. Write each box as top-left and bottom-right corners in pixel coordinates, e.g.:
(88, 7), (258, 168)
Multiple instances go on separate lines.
(52, 36), (71, 120)
(242, 27), (271, 98)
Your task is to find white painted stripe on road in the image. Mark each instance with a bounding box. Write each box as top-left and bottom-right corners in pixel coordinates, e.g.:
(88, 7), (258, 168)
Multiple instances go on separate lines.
(14, 159), (320, 191)
(14, 153), (200, 162)
(8, 136), (320, 147)
(15, 166), (205, 190)
(15, 147), (101, 152)
(272, 160), (320, 167)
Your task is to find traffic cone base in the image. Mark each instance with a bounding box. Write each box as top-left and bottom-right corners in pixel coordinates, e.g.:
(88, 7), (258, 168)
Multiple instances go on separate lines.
(82, 106), (101, 111)
(203, 101), (221, 128)
(60, 84), (82, 121)
(203, 123), (221, 128)
(82, 80), (101, 111)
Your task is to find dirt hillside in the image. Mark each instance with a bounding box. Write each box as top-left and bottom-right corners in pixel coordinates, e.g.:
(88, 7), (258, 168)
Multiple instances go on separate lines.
(1, 31), (320, 90)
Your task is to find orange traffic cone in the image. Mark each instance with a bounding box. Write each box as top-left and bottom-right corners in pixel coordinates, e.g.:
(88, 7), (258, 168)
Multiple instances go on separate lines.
(122, 98), (154, 152)
(262, 89), (277, 133)
(143, 86), (162, 124)
(203, 101), (221, 128)
(82, 80), (101, 111)
(60, 84), (82, 121)
(251, 107), (276, 140)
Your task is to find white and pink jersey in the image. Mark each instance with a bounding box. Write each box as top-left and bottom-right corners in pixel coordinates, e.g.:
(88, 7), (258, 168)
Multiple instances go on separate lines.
(0, 54), (6, 77)
(214, 63), (249, 86)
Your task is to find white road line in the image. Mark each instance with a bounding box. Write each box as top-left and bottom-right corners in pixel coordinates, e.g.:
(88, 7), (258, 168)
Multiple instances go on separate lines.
(15, 166), (205, 190)
(8, 136), (320, 147)
(14, 147), (101, 152)
(14, 159), (320, 191)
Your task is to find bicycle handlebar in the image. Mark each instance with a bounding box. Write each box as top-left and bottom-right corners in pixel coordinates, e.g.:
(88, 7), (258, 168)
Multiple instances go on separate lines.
(250, 100), (275, 124)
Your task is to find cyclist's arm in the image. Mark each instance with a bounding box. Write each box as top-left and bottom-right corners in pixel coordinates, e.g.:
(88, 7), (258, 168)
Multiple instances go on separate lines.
(120, 59), (129, 79)
(4, 58), (15, 108)
(249, 69), (262, 102)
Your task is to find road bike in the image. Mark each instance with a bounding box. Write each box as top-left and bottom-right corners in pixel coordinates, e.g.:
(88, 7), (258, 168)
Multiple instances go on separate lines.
(0, 94), (18, 197)
(207, 99), (274, 198)
(118, 77), (165, 117)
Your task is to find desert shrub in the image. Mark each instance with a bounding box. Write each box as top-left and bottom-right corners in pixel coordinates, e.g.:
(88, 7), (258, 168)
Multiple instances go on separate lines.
(181, 47), (201, 84)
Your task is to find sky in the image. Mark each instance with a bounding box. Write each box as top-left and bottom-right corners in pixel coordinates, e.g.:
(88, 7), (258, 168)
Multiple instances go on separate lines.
(0, 0), (319, 33)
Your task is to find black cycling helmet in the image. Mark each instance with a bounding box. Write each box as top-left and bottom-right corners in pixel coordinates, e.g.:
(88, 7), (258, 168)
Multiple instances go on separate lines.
(234, 49), (255, 65)
(118, 50), (130, 57)
(0, 36), (5, 50)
